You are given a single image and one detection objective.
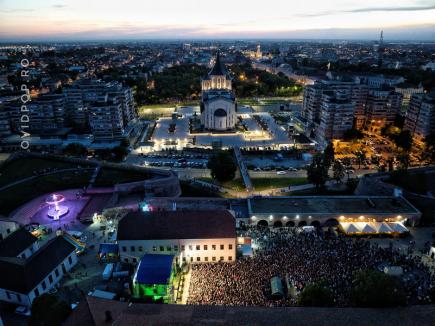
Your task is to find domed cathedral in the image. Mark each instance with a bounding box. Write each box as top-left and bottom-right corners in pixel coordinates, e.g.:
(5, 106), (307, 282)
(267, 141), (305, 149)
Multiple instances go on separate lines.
(200, 50), (237, 131)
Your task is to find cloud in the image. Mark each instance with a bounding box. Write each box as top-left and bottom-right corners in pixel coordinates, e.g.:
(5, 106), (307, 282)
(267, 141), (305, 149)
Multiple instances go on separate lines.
(52, 4), (67, 9)
(301, 4), (435, 17)
(0, 8), (34, 13)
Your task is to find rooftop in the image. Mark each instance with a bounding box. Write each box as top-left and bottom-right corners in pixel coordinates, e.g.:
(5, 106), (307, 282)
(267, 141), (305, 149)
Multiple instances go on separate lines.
(0, 228), (37, 258)
(135, 254), (174, 285)
(64, 297), (435, 326)
(117, 210), (236, 241)
(248, 196), (419, 215)
(0, 236), (75, 293)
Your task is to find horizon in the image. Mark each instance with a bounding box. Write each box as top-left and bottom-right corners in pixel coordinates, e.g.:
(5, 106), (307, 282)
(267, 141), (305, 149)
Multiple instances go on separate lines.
(1, 0), (435, 41)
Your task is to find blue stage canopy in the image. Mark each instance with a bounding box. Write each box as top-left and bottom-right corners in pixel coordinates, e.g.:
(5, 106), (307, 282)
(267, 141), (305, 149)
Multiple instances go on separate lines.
(136, 254), (174, 284)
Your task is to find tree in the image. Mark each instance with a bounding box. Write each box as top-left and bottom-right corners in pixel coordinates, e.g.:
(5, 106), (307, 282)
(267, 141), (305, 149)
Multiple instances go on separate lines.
(332, 160), (345, 183)
(355, 150), (367, 169)
(112, 146), (129, 162)
(343, 128), (364, 141)
(298, 281), (333, 307)
(395, 130), (413, 151)
(207, 151), (237, 182)
(423, 133), (435, 162)
(323, 142), (335, 168)
(306, 154), (329, 189)
(120, 137), (130, 147)
(396, 152), (410, 171)
(30, 294), (71, 326)
(351, 270), (406, 307)
(63, 143), (87, 157)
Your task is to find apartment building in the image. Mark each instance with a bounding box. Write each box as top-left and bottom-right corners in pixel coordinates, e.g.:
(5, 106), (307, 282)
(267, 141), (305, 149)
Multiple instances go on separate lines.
(404, 93), (435, 141)
(315, 91), (355, 148)
(365, 88), (403, 132)
(89, 94), (125, 142)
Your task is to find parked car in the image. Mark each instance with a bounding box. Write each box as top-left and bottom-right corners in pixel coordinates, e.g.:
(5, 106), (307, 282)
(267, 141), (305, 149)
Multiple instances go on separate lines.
(15, 306), (31, 317)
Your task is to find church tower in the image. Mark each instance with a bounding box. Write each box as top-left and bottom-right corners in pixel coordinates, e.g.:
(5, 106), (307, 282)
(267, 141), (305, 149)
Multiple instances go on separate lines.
(200, 51), (237, 131)
(201, 50), (232, 92)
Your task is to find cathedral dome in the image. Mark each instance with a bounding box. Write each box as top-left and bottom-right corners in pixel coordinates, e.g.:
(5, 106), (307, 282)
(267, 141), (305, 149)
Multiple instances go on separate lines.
(214, 108), (227, 117)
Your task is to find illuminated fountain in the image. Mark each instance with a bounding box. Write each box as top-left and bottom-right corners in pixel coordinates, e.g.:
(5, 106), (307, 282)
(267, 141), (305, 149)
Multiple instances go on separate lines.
(46, 194), (69, 220)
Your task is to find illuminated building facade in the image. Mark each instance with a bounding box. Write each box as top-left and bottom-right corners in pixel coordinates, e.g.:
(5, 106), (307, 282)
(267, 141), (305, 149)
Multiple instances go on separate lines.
(200, 51), (237, 131)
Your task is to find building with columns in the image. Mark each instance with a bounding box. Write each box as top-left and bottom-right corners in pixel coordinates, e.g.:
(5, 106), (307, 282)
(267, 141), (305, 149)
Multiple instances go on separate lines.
(200, 51), (237, 131)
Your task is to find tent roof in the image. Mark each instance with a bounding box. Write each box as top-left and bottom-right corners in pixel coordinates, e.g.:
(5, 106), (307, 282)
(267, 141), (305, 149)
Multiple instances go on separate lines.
(377, 223), (394, 233)
(388, 223), (409, 233)
(346, 223), (360, 233)
(135, 254), (174, 285)
(361, 223), (376, 233)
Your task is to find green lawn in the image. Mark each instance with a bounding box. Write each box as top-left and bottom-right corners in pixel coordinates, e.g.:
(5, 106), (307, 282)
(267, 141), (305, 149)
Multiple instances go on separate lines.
(0, 157), (92, 188)
(197, 177), (245, 191)
(197, 177), (308, 191)
(94, 167), (152, 187)
(251, 177), (308, 191)
(0, 170), (93, 216)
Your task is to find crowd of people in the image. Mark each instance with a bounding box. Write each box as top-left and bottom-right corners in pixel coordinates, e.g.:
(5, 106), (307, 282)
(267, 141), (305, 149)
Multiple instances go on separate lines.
(187, 227), (435, 307)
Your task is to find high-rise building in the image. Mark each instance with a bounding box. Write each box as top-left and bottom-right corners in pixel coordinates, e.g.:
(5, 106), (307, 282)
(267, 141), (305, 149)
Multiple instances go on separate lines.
(89, 94), (125, 142)
(316, 90), (355, 148)
(63, 79), (136, 131)
(365, 88), (403, 132)
(404, 93), (435, 142)
(302, 79), (368, 131)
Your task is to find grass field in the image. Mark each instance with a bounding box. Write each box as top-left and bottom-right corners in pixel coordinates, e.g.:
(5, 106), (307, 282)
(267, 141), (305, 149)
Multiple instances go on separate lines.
(0, 170), (93, 216)
(198, 177), (308, 191)
(94, 167), (152, 187)
(251, 177), (308, 191)
(0, 157), (92, 188)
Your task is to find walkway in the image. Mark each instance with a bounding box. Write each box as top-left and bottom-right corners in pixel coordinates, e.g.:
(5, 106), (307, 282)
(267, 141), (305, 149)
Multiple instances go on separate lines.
(234, 147), (253, 192)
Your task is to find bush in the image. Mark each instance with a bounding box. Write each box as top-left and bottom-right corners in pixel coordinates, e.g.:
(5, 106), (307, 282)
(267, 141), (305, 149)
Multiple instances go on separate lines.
(298, 281), (333, 307)
(30, 294), (71, 326)
(351, 269), (406, 307)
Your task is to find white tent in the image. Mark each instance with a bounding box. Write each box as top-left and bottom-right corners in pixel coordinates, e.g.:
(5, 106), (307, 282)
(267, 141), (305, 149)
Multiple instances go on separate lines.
(346, 223), (360, 233)
(361, 223), (376, 233)
(388, 223), (409, 233)
(377, 223), (394, 233)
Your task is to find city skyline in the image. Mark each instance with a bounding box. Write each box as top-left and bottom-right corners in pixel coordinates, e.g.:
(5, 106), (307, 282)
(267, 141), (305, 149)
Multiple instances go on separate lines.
(1, 0), (435, 41)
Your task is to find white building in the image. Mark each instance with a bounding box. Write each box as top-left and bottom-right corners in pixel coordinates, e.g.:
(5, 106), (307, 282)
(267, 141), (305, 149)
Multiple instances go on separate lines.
(0, 228), (39, 259)
(200, 51), (237, 131)
(117, 210), (236, 264)
(0, 219), (19, 241)
(0, 235), (78, 307)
